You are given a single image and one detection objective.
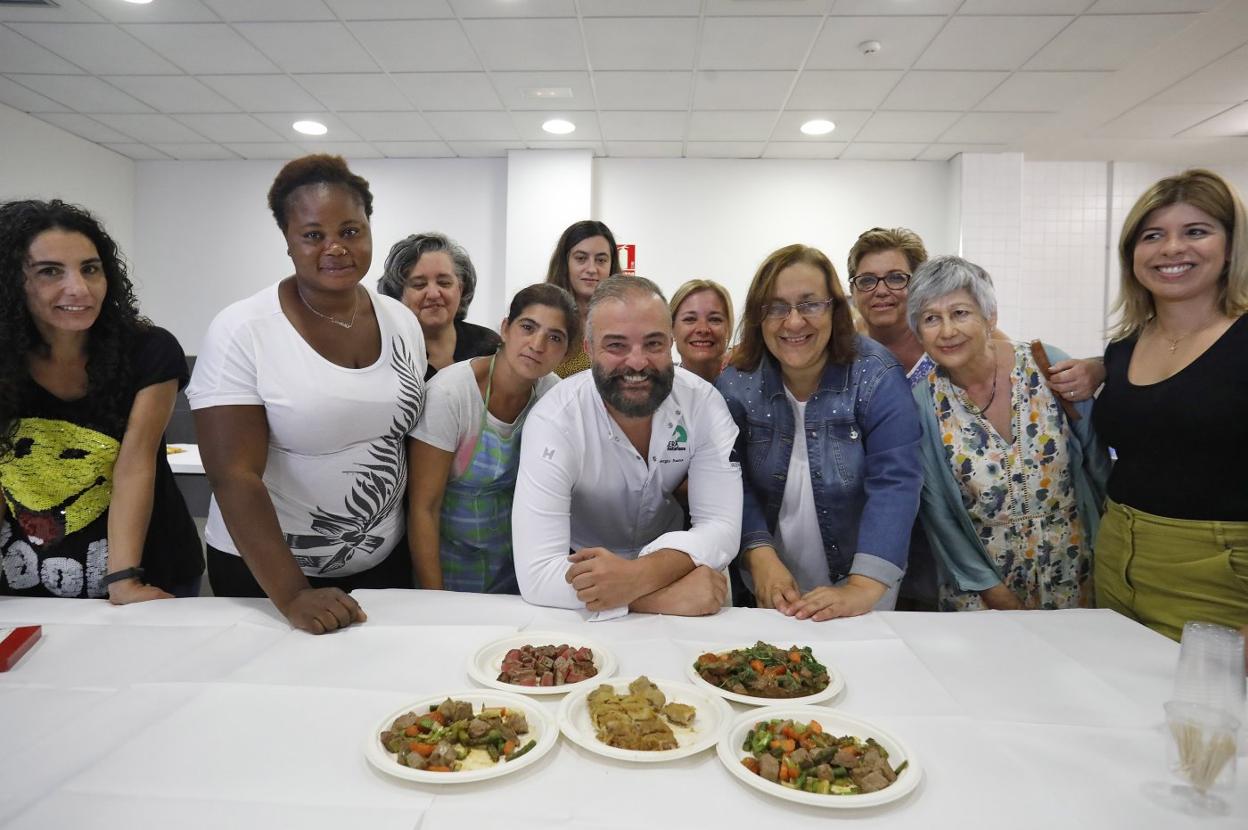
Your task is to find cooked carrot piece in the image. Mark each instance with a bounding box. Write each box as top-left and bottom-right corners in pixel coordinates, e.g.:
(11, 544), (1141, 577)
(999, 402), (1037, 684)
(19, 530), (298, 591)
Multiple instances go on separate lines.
(749, 659), (765, 674)
(741, 757), (761, 774)
(426, 765), (452, 772)
(408, 742), (436, 757)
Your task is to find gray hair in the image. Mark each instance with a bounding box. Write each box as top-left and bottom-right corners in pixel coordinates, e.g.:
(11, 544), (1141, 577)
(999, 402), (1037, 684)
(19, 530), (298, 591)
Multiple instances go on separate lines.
(585, 273), (668, 342)
(377, 231), (478, 321)
(906, 255), (998, 334)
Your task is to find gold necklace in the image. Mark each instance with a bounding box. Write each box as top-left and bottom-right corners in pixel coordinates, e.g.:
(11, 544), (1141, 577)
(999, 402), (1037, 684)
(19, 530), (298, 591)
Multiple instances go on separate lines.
(1152, 313), (1218, 354)
(297, 283), (358, 329)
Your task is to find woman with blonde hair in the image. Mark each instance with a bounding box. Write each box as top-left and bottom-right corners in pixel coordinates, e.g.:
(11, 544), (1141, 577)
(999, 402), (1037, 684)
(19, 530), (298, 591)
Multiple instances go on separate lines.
(1093, 168), (1248, 641)
(669, 278), (734, 384)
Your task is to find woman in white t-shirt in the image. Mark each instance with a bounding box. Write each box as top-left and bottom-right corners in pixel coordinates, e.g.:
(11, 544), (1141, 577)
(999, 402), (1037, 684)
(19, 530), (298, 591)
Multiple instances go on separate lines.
(188, 155), (426, 634)
(408, 284), (577, 593)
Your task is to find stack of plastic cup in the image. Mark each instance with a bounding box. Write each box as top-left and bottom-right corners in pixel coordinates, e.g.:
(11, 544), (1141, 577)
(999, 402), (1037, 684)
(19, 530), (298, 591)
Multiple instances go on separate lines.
(1165, 622), (1245, 796)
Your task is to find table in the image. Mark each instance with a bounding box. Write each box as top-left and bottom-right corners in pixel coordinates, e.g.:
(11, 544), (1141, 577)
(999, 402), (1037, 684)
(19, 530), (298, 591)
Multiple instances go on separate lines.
(1, 593), (1242, 830)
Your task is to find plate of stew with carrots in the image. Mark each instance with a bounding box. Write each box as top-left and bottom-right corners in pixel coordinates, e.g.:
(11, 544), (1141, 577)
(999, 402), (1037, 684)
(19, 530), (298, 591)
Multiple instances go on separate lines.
(686, 642), (844, 706)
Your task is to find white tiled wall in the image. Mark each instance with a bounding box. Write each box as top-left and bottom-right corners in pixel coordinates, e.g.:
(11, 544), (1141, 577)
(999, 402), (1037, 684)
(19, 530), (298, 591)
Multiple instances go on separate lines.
(958, 153), (1023, 336)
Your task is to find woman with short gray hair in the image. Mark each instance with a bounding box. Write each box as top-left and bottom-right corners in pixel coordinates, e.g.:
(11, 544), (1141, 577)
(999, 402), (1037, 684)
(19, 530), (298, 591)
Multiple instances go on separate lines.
(907, 255), (1110, 612)
(379, 232), (500, 380)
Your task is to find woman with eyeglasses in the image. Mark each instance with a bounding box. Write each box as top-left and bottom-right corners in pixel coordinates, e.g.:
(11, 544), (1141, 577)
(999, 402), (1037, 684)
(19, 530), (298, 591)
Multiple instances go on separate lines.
(715, 244), (922, 620)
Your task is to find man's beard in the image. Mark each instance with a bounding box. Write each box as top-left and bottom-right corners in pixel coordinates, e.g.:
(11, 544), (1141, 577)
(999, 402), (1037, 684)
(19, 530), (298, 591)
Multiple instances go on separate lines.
(592, 363), (675, 418)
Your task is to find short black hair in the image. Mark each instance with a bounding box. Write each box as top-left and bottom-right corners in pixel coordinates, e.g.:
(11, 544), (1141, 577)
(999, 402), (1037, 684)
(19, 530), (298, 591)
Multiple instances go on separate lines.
(266, 154), (373, 232)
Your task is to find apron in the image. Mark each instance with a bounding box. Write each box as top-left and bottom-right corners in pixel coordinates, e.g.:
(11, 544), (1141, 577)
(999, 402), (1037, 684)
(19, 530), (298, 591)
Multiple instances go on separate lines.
(438, 354), (530, 594)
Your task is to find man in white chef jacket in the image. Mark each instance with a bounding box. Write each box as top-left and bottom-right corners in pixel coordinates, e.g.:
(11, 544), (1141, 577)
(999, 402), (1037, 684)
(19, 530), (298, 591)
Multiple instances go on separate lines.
(512, 274), (742, 618)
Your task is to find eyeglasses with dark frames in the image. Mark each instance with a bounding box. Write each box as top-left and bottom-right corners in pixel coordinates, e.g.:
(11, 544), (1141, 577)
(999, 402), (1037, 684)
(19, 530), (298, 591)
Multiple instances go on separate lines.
(849, 271), (911, 293)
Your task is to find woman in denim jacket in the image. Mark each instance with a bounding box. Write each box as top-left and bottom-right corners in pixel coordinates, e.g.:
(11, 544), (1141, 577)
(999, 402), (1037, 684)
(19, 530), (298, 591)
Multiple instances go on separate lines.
(716, 244), (923, 620)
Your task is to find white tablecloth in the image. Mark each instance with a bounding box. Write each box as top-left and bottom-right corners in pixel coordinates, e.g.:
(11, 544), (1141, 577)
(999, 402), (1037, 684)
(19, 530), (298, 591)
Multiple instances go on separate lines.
(1, 592), (1242, 829)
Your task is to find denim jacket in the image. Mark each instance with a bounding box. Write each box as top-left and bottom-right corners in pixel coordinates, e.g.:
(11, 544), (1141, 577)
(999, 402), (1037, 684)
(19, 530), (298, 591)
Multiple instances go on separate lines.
(715, 335), (923, 587)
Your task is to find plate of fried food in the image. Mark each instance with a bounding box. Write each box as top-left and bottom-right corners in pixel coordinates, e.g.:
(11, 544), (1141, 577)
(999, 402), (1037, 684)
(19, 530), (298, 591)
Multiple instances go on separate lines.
(367, 690), (558, 784)
(718, 706), (921, 808)
(467, 632), (618, 696)
(686, 641), (844, 706)
(556, 675), (731, 763)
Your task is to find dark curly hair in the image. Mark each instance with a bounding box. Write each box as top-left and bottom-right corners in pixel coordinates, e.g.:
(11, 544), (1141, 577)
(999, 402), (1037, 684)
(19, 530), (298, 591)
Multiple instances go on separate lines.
(0, 199), (148, 460)
(267, 154), (374, 232)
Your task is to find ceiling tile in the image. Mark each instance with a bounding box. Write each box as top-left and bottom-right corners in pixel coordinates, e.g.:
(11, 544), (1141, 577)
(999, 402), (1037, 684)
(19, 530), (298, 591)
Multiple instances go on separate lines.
(916, 142), (1008, 160)
(446, 140), (525, 156)
(11, 23), (182, 74)
(222, 141), (307, 159)
(490, 71), (594, 111)
(93, 113), (207, 142)
(772, 110), (871, 140)
(599, 111), (687, 141)
(326, 0), (453, 17)
(149, 142), (239, 160)
(339, 111), (439, 141)
(1179, 102), (1248, 138)
(80, 0), (220, 23)
(0, 0), (104, 23)
(1095, 104), (1230, 139)
(705, 0), (830, 14)
(0, 76), (68, 112)
(807, 17), (945, 70)
(582, 17), (698, 71)
(297, 74), (410, 112)
(103, 76), (239, 113)
(604, 141), (684, 157)
(1025, 14), (1198, 71)
(372, 141), (456, 157)
(35, 112), (135, 143)
(856, 110), (960, 142)
(124, 24), (278, 74)
(685, 141), (765, 158)
(298, 141), (383, 158)
(103, 143), (173, 160)
(687, 110), (777, 141)
(349, 20), (481, 72)
(392, 73), (502, 110)
(959, 0), (1091, 12)
(450, 0), (575, 16)
(940, 111), (1053, 142)
(840, 142), (927, 160)
(202, 0), (335, 21)
(1086, 0), (1217, 11)
(831, 0), (960, 12)
(525, 140), (603, 153)
(462, 18), (586, 71)
(423, 110), (520, 140)
(581, 1), (700, 15)
(12, 75), (151, 113)
(235, 23), (380, 73)
(199, 75), (323, 112)
(173, 113), (286, 142)
(1150, 45), (1248, 105)
(694, 71), (795, 110)
(699, 17), (820, 70)
(787, 70), (901, 109)
(0, 26), (82, 73)
(882, 71), (1007, 110)
(511, 111), (601, 141)
(762, 141), (846, 158)
(915, 16), (1072, 71)
(976, 71), (1109, 112)
(253, 112), (364, 142)
(594, 72), (691, 110)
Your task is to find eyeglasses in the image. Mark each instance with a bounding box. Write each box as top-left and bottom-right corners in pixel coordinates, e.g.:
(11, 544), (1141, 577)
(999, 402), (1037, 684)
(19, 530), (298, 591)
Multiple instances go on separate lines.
(850, 271), (911, 293)
(760, 298), (836, 320)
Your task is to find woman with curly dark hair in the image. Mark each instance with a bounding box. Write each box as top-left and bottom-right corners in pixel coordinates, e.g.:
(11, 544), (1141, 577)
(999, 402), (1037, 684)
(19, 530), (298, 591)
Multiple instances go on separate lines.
(188, 154), (427, 634)
(0, 199), (202, 601)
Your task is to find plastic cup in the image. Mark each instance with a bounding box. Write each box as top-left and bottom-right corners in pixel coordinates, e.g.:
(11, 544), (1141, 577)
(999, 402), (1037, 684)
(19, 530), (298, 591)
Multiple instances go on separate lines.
(1172, 622), (1246, 723)
(1165, 700), (1239, 797)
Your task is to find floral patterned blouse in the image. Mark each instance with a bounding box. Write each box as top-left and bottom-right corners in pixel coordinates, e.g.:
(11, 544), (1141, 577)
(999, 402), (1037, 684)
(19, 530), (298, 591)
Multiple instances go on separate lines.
(931, 342), (1089, 611)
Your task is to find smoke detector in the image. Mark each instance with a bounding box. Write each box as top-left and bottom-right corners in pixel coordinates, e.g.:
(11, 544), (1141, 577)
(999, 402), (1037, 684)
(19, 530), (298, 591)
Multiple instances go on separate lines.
(859, 40), (882, 56)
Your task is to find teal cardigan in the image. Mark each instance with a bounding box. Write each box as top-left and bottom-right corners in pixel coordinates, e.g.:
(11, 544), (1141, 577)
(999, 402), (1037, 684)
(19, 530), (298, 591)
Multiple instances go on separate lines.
(911, 344), (1112, 593)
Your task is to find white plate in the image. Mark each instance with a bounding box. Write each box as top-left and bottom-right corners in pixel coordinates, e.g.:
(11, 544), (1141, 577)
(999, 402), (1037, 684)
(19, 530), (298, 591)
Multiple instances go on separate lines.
(467, 631), (618, 696)
(365, 690), (557, 784)
(556, 676), (732, 763)
(684, 644), (845, 707)
(717, 706), (922, 808)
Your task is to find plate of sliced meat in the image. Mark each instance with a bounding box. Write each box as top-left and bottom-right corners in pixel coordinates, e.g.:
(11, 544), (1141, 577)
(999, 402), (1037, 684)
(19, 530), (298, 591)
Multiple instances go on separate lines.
(467, 631), (618, 695)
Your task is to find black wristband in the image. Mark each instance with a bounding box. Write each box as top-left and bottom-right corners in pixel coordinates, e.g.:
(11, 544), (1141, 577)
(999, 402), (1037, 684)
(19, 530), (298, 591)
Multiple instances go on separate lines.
(101, 567), (145, 588)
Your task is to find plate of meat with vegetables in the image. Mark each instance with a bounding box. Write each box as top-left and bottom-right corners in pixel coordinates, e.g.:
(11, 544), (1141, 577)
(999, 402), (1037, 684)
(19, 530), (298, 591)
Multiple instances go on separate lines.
(717, 706), (921, 808)
(367, 690), (557, 784)
(467, 632), (618, 696)
(686, 641), (844, 706)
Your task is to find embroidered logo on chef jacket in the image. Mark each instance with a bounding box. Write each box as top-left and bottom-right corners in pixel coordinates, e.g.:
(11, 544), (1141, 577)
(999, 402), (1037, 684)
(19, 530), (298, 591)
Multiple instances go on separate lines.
(664, 424), (688, 453)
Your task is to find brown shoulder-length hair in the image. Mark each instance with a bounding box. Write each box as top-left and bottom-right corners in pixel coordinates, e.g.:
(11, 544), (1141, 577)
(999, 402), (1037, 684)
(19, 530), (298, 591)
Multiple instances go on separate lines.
(731, 244), (856, 372)
(544, 220), (620, 294)
(1111, 168), (1248, 340)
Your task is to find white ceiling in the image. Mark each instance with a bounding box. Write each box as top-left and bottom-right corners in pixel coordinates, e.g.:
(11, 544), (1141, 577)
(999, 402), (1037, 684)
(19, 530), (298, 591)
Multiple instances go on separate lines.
(1, 0), (1246, 162)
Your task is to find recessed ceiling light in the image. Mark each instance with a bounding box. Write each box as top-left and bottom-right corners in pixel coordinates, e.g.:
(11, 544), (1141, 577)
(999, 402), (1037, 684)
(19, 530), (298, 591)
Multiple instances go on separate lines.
(523, 87), (574, 100)
(293, 120), (328, 136)
(123, 0), (155, 5)
(800, 119), (836, 136)
(542, 118), (576, 135)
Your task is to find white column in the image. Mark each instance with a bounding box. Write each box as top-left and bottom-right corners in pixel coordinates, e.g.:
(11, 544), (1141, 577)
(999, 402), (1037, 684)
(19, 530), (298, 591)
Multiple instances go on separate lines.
(504, 149), (593, 307)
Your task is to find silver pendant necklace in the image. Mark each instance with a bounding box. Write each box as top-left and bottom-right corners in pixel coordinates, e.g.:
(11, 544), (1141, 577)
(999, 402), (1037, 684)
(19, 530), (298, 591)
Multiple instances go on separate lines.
(297, 283), (358, 329)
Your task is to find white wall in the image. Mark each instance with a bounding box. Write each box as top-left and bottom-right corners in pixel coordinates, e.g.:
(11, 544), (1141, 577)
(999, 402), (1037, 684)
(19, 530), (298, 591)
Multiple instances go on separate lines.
(0, 103), (135, 271)
(505, 150), (592, 304)
(133, 157), (507, 353)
